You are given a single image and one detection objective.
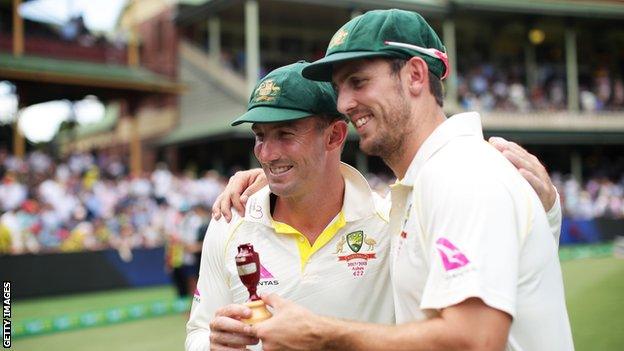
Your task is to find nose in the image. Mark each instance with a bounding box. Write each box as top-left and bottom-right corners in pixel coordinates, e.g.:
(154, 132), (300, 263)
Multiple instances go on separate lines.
(336, 88), (356, 116)
(255, 138), (280, 164)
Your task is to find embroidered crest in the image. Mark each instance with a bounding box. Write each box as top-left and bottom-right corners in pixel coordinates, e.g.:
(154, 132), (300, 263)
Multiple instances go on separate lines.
(337, 231), (378, 277)
(346, 230), (363, 253)
(252, 79), (281, 103)
(328, 29), (348, 49)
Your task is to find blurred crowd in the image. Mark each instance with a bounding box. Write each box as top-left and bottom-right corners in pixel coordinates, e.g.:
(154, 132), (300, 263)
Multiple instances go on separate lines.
(0, 150), (224, 258)
(1, 150), (623, 257)
(553, 173), (624, 220)
(458, 64), (624, 112)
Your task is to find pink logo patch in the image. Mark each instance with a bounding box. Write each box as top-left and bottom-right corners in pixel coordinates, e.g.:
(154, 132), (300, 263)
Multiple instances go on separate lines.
(260, 264), (274, 279)
(435, 237), (470, 271)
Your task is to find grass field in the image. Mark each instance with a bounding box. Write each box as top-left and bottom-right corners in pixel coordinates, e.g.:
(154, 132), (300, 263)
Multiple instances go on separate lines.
(10, 257), (624, 351)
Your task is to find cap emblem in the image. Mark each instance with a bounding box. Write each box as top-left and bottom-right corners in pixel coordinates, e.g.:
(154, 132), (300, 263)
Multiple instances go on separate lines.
(253, 79), (281, 102)
(328, 29), (348, 49)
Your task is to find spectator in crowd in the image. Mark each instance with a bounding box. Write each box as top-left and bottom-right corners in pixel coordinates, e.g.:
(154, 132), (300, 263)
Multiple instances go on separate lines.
(552, 172), (624, 220)
(1, 149), (621, 257)
(0, 150), (226, 256)
(458, 62), (624, 112)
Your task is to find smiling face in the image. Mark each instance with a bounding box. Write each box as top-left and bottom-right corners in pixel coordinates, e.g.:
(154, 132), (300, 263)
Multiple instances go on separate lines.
(332, 58), (412, 160)
(252, 117), (328, 198)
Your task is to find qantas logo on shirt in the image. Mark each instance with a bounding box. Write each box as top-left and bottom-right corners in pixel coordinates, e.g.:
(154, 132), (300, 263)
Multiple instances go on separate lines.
(435, 237), (470, 271)
(260, 264), (273, 279)
(259, 264), (279, 286)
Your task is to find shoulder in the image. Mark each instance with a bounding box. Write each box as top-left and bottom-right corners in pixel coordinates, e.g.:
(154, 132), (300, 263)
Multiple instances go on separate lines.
(415, 138), (520, 207)
(203, 211), (245, 250)
(423, 137), (520, 184)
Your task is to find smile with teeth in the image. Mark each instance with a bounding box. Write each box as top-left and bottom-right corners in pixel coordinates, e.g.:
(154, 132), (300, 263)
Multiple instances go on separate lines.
(269, 165), (293, 175)
(353, 115), (372, 128)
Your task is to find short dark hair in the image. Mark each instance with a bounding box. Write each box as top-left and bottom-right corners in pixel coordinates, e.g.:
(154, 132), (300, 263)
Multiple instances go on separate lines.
(314, 114), (348, 131)
(388, 58), (444, 107)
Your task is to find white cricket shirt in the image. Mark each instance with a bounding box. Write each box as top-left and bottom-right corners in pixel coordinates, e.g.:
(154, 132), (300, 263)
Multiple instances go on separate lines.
(186, 163), (394, 351)
(389, 112), (574, 351)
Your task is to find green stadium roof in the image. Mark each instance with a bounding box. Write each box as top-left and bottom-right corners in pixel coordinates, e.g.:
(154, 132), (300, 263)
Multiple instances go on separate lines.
(177, 0), (624, 23)
(453, 0), (624, 18)
(0, 53), (183, 94)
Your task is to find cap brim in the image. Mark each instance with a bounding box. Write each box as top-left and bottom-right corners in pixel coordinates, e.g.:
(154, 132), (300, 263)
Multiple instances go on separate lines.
(231, 106), (312, 126)
(302, 51), (396, 81)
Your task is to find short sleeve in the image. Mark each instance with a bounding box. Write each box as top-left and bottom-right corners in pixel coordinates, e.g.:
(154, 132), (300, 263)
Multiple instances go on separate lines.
(416, 170), (523, 318)
(185, 216), (239, 351)
(546, 188), (562, 246)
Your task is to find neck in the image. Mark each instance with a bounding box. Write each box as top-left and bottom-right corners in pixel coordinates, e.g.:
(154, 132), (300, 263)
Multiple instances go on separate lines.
(273, 163), (345, 244)
(386, 103), (446, 180)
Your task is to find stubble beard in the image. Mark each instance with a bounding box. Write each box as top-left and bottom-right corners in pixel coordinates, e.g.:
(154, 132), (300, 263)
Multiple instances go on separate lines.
(360, 92), (412, 165)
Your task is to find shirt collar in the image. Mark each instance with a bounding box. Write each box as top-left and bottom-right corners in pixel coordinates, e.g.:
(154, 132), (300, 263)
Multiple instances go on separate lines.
(244, 162), (377, 226)
(399, 112), (484, 186)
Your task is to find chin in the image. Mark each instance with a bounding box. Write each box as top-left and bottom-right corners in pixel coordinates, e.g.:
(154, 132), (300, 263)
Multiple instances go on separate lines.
(358, 139), (379, 157)
(268, 183), (291, 197)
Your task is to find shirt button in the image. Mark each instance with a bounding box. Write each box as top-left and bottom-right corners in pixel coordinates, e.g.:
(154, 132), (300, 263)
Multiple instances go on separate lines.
(298, 237), (305, 243)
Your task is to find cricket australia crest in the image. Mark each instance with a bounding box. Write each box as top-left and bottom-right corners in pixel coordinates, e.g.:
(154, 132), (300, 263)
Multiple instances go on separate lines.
(347, 230), (363, 252)
(253, 79), (281, 102)
(328, 29), (348, 49)
(336, 231), (377, 277)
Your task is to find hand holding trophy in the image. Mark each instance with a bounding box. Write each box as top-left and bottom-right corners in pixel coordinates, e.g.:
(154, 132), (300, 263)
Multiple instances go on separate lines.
(235, 243), (273, 324)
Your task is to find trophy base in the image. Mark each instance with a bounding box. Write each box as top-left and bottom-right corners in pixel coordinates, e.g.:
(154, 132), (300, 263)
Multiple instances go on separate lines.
(241, 300), (272, 325)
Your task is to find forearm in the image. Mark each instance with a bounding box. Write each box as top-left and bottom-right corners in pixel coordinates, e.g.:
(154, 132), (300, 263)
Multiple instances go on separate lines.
(319, 299), (509, 351)
(320, 317), (474, 351)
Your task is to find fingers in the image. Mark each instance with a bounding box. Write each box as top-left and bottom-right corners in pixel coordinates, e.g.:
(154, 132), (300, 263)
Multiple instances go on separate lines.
(212, 170), (266, 222)
(246, 175), (268, 197)
(209, 315), (259, 347)
(215, 303), (253, 318)
(235, 170), (267, 212)
(212, 193), (224, 220)
(502, 149), (534, 175)
(502, 141), (557, 210)
(210, 305), (259, 349)
(490, 136), (557, 211)
(230, 190), (246, 218)
(519, 169), (546, 197)
(490, 137), (537, 171)
(261, 293), (286, 309)
(488, 136), (508, 153)
(212, 192), (233, 222)
(496, 140), (542, 182)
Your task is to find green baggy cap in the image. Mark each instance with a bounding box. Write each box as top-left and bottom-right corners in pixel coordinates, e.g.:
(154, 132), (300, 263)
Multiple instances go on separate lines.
(302, 9), (449, 82)
(231, 61), (340, 126)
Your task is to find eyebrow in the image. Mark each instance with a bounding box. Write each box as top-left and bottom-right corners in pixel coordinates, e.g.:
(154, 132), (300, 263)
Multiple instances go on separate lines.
(333, 63), (368, 87)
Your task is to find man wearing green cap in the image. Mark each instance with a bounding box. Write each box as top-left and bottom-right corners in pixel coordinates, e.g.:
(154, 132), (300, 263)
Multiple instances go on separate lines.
(185, 61), (396, 351)
(245, 9), (573, 351)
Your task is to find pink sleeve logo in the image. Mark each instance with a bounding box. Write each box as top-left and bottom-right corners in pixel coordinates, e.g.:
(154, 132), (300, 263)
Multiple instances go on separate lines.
(435, 237), (470, 271)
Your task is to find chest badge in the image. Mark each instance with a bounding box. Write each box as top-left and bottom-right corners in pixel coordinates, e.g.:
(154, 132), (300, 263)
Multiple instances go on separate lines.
(347, 230), (363, 252)
(336, 231), (378, 277)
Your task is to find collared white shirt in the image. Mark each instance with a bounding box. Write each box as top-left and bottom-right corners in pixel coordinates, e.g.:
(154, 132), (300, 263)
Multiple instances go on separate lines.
(186, 163), (394, 351)
(390, 112), (573, 351)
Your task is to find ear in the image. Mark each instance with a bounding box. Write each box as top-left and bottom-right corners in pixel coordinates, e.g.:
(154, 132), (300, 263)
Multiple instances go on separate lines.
(326, 120), (348, 152)
(404, 56), (428, 97)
